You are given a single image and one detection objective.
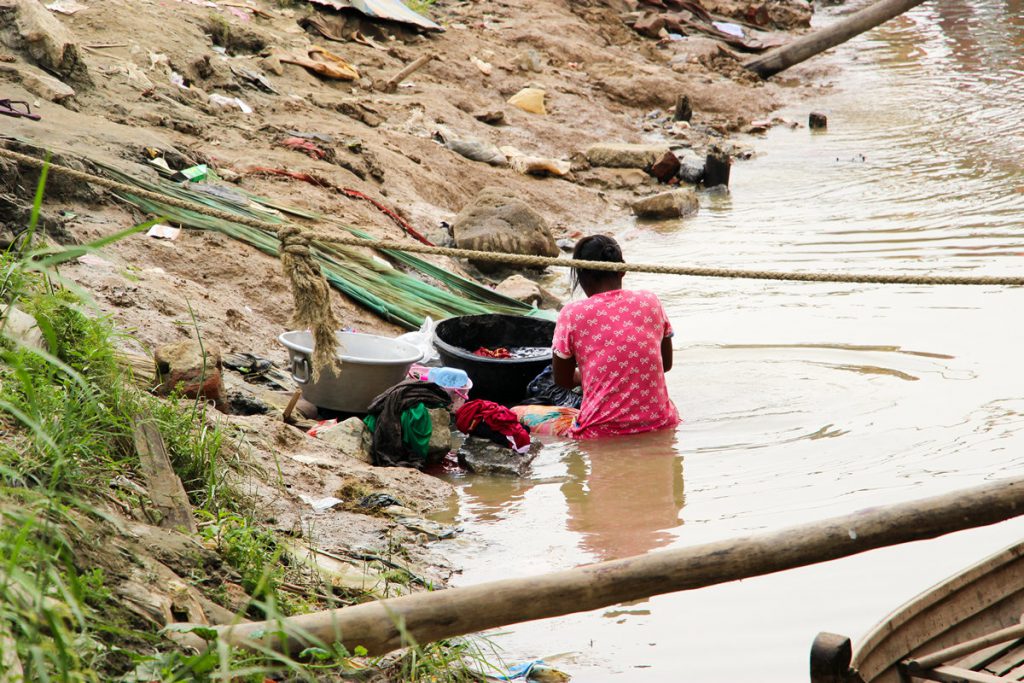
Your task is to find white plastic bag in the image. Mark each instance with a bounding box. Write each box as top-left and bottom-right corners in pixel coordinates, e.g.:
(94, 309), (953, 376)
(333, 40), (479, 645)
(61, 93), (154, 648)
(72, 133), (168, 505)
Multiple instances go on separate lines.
(397, 316), (439, 364)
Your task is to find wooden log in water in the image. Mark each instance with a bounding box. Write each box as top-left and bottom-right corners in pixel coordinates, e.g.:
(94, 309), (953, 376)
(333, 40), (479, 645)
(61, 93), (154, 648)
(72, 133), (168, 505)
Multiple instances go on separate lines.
(216, 475), (1024, 656)
(745, 0), (931, 79)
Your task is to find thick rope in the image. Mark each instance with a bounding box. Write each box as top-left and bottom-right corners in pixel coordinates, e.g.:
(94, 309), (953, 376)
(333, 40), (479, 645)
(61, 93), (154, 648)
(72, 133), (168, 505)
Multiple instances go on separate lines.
(2, 146), (1022, 288)
(278, 225), (341, 380)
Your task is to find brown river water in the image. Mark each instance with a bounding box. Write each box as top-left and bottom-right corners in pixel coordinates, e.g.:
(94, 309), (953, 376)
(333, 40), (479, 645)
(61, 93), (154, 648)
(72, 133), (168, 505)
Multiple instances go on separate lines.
(431, 1), (1024, 679)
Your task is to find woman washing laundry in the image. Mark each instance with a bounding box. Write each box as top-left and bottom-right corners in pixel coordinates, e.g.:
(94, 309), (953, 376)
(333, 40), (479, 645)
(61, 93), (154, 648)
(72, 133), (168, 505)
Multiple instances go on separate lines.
(513, 235), (680, 439)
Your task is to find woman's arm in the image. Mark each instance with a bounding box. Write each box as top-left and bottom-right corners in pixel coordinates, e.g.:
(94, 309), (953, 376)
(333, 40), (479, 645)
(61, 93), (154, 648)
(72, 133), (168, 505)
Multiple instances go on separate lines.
(553, 354), (581, 388)
(661, 336), (673, 373)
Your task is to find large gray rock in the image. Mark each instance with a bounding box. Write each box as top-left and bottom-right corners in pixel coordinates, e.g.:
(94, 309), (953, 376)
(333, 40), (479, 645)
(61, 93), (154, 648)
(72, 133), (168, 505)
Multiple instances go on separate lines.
(452, 187), (558, 274)
(631, 189), (699, 220)
(584, 143), (670, 170)
(0, 0), (90, 83)
(457, 436), (541, 477)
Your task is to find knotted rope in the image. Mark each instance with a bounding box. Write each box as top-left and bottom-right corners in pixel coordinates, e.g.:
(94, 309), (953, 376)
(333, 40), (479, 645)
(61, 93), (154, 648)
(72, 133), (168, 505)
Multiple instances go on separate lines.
(278, 225), (340, 379)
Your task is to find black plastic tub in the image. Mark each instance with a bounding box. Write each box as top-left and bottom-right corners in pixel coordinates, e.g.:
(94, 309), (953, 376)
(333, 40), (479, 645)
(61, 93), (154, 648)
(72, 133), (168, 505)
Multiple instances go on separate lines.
(433, 314), (555, 406)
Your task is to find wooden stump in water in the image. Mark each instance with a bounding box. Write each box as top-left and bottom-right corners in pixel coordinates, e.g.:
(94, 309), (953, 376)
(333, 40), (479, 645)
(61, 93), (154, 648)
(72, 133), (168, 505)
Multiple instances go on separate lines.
(674, 94), (692, 122)
(704, 149), (731, 188)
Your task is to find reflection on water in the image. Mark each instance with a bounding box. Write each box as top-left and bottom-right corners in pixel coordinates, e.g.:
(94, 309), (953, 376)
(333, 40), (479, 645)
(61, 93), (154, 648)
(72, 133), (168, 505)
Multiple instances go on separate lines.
(436, 1), (1024, 680)
(563, 432), (684, 561)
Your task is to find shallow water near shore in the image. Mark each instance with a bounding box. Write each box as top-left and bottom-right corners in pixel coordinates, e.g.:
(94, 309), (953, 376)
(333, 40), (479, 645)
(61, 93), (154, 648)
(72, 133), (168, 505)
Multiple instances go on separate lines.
(432, 1), (1024, 679)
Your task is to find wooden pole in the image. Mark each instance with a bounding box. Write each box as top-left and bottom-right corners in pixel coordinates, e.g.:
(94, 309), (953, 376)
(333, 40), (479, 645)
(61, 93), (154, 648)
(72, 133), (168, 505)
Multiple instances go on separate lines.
(217, 476), (1024, 656)
(745, 0), (931, 79)
(380, 54), (435, 93)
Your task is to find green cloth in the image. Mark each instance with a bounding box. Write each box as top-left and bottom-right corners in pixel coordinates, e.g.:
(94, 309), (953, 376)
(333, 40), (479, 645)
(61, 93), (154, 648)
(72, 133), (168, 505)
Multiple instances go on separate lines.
(364, 402), (433, 460)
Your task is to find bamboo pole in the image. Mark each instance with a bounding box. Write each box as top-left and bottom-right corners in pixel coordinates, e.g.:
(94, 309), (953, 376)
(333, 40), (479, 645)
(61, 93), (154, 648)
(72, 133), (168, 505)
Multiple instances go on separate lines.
(217, 476), (1024, 656)
(745, 0), (931, 78)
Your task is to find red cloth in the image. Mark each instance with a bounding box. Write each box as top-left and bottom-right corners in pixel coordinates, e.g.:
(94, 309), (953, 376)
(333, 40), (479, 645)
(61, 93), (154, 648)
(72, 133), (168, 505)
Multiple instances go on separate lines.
(455, 399), (531, 450)
(473, 346), (511, 358)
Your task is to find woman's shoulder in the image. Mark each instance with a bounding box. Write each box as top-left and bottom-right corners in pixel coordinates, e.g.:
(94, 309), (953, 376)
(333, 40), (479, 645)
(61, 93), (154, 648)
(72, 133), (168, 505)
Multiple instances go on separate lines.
(626, 289), (663, 305)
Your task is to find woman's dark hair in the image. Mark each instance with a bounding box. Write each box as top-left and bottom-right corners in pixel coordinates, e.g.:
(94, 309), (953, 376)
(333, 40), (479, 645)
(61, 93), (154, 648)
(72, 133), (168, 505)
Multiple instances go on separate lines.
(570, 234), (624, 292)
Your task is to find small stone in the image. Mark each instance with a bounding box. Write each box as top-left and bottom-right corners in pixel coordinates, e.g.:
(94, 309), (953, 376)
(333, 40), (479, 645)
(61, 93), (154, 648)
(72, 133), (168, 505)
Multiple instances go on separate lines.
(153, 340), (226, 409)
(649, 150), (681, 183)
(457, 436), (541, 477)
(633, 12), (666, 38)
(427, 408), (452, 456)
(495, 274), (543, 306)
(631, 189), (699, 219)
(16, 68), (75, 102)
(473, 109), (505, 125)
(513, 49), (544, 73)
(584, 143), (670, 170)
(809, 111), (828, 129)
(0, 305), (45, 350)
(677, 151), (705, 185)
(259, 54), (284, 76)
(315, 417), (373, 463)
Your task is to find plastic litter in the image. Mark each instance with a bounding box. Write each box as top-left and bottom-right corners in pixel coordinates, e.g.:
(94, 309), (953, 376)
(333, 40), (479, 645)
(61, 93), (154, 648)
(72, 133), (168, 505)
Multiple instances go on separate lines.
(494, 659), (572, 682)
(502, 146), (570, 177)
(298, 494), (343, 512)
(208, 94), (253, 114)
(470, 55), (493, 76)
(305, 0), (443, 31)
(508, 87), (547, 115)
(396, 317), (439, 364)
(45, 0), (87, 14)
(172, 164), (209, 182)
(712, 21), (745, 38)
(146, 224), (181, 240)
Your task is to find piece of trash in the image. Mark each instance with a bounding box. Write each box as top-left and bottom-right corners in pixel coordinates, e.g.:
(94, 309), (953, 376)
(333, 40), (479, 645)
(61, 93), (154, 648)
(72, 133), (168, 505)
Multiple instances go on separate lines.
(306, 0), (443, 32)
(172, 164), (209, 182)
(146, 224), (181, 240)
(502, 146), (570, 177)
(279, 136), (333, 161)
(230, 64), (277, 93)
(496, 660), (572, 682)
(0, 99), (41, 121)
(285, 130), (335, 143)
(394, 516), (460, 540)
(357, 493), (403, 509)
(351, 31), (387, 51)
(307, 419), (338, 437)
(280, 46), (359, 80)
(508, 87), (546, 115)
(712, 21), (744, 38)
(208, 93), (253, 114)
(469, 55), (492, 76)
(45, 0), (87, 14)
(147, 157), (173, 173)
(299, 494), (343, 512)
(433, 128), (507, 166)
(169, 71), (188, 89)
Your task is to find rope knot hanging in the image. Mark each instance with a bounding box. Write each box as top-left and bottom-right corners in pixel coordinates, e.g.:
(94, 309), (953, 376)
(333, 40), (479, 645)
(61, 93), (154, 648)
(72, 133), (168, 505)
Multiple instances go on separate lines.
(278, 225), (341, 380)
